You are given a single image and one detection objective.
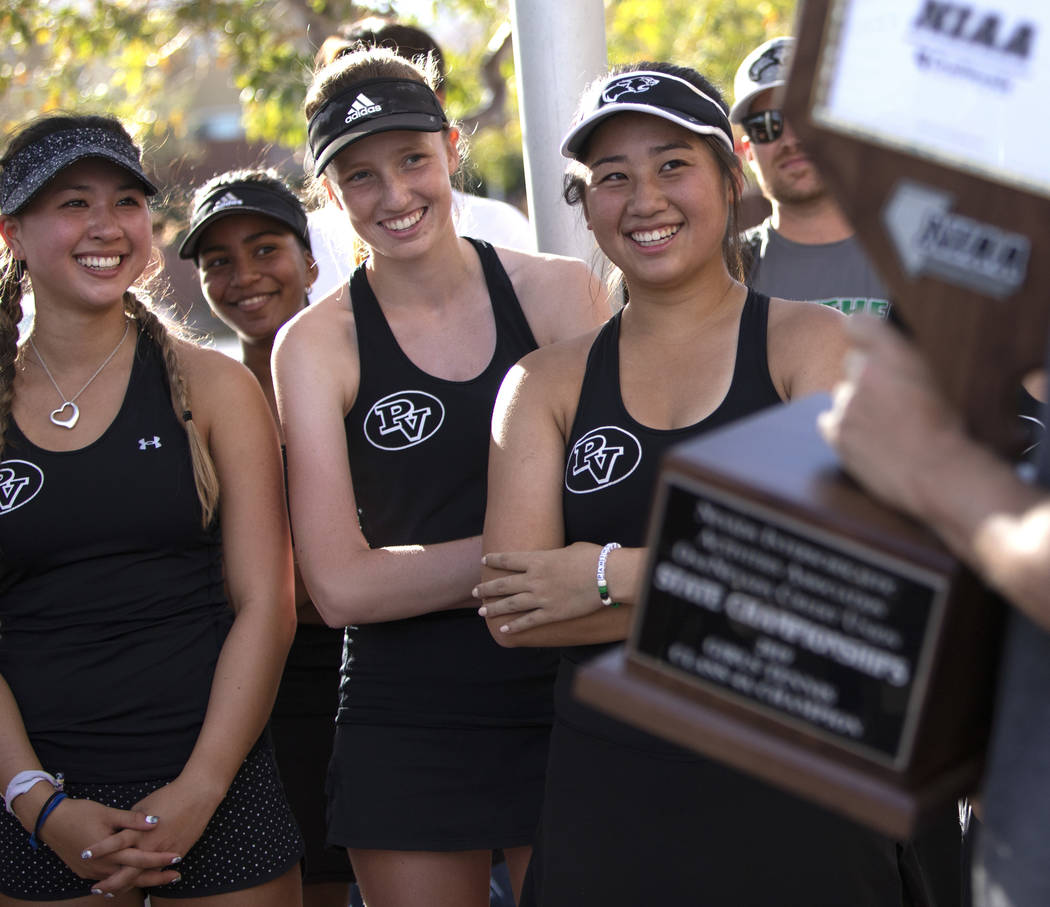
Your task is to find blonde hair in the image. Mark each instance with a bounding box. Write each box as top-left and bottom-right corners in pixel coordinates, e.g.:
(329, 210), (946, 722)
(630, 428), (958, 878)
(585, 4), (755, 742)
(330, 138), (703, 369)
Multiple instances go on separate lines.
(0, 113), (220, 526)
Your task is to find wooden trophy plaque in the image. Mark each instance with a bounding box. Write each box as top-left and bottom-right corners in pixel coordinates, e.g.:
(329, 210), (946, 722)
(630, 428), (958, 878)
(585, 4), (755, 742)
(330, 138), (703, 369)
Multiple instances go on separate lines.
(574, 0), (1050, 837)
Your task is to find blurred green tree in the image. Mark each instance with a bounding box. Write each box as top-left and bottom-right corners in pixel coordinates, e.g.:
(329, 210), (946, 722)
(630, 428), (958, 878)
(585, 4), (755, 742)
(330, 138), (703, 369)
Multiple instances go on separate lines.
(0, 1), (367, 158)
(0, 0), (796, 197)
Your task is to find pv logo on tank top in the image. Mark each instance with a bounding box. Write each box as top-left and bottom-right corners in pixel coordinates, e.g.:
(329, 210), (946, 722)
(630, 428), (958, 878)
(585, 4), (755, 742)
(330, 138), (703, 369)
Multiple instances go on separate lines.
(364, 390), (446, 450)
(564, 426), (642, 494)
(0, 460), (44, 515)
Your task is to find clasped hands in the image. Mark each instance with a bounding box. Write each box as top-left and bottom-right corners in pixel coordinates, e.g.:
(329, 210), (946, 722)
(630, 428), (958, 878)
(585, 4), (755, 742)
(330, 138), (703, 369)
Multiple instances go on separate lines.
(39, 775), (215, 896)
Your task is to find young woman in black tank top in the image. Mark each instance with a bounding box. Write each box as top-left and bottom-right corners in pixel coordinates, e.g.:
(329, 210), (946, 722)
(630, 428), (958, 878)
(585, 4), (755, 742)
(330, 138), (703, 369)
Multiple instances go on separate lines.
(179, 170), (358, 907)
(0, 117), (302, 903)
(272, 47), (608, 907)
(472, 64), (945, 906)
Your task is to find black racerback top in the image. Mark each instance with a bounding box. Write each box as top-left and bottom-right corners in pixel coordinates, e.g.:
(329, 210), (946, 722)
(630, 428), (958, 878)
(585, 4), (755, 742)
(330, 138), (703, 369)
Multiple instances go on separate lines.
(0, 330), (230, 782)
(559, 289), (782, 741)
(339, 238), (558, 727)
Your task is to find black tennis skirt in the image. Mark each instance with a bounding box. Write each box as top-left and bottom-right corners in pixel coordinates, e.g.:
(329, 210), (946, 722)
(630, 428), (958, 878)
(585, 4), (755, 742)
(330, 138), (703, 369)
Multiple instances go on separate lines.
(326, 720), (551, 851)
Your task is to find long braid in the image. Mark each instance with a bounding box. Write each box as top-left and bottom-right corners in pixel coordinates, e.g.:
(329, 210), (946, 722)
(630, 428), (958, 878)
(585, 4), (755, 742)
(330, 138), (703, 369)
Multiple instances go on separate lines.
(0, 256), (25, 461)
(122, 291), (220, 527)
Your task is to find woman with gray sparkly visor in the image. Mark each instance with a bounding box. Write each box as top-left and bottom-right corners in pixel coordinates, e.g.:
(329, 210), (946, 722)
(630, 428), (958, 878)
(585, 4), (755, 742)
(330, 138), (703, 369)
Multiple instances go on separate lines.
(0, 114), (304, 903)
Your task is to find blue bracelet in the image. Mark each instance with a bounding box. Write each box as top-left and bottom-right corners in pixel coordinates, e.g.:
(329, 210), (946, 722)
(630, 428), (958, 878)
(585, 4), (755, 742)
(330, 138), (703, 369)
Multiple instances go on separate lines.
(28, 791), (66, 851)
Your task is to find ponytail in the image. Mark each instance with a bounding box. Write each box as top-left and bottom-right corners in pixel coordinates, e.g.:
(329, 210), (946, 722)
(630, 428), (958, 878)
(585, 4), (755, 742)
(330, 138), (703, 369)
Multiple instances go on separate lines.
(0, 254), (25, 461)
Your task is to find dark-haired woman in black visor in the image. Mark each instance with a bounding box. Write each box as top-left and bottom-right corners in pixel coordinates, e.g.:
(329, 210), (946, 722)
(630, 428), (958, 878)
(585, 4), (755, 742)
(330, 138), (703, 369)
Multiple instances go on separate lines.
(472, 61), (932, 906)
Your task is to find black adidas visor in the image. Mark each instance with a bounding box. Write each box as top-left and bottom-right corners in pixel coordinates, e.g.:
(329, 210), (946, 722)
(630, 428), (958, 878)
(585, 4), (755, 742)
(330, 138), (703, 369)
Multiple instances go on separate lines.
(178, 181), (311, 260)
(307, 78), (447, 177)
(561, 71), (734, 160)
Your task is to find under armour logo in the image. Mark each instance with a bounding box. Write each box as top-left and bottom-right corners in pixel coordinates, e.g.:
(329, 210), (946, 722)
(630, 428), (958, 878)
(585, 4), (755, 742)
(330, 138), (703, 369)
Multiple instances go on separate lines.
(0, 459), (44, 514)
(565, 426), (642, 494)
(364, 390), (446, 450)
(603, 75), (660, 103)
(138, 436), (162, 450)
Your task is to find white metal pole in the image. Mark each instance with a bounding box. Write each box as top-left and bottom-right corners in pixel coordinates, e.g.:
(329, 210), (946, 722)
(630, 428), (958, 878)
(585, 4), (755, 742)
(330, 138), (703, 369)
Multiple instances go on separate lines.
(510, 0), (607, 260)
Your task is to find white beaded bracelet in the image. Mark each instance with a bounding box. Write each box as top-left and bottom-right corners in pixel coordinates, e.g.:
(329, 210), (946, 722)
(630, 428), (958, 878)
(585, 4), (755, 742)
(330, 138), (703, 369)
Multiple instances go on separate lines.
(4, 770), (64, 815)
(597, 542), (622, 607)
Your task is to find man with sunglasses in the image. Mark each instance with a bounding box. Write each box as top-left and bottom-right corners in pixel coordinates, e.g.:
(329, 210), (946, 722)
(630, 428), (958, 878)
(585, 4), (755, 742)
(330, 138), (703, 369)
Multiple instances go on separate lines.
(732, 36), (890, 317)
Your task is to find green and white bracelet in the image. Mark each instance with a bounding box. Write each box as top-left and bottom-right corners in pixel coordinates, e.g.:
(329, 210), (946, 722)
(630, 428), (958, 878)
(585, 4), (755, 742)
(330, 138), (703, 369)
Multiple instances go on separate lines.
(597, 542), (622, 607)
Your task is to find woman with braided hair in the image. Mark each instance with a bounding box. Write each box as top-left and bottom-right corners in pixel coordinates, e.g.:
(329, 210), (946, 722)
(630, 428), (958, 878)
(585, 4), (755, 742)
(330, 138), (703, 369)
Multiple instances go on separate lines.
(0, 114), (303, 904)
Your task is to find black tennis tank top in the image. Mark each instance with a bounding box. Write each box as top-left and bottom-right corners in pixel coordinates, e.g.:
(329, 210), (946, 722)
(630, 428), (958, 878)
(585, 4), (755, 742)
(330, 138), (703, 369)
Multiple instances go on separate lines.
(339, 238), (558, 727)
(0, 331), (230, 782)
(346, 238), (537, 547)
(558, 289), (782, 742)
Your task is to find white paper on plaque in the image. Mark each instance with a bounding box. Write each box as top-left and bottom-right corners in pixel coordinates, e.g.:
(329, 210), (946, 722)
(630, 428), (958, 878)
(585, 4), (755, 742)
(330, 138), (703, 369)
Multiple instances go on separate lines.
(813, 0), (1049, 197)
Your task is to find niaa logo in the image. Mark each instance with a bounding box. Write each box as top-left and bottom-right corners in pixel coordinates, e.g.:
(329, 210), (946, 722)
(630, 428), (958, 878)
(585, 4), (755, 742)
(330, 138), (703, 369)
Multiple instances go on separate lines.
(0, 460), (44, 514)
(565, 426), (642, 494)
(364, 390), (445, 450)
(912, 2), (1034, 60)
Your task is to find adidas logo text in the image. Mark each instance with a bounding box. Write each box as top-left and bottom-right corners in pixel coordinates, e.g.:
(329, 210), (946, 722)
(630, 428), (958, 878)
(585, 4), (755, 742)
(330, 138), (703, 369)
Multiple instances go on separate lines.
(212, 192), (243, 211)
(345, 93), (383, 124)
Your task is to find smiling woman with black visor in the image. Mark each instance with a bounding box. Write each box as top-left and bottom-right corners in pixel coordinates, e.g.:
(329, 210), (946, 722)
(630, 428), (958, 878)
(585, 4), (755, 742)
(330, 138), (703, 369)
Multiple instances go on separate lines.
(272, 46), (608, 907)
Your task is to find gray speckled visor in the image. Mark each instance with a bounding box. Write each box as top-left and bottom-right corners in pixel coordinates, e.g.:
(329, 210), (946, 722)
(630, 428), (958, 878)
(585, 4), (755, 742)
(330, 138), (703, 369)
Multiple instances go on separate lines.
(0, 127), (158, 214)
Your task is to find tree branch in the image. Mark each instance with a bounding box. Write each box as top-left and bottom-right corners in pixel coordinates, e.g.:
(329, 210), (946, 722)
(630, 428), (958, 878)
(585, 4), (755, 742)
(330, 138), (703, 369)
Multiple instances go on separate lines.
(460, 21), (513, 135)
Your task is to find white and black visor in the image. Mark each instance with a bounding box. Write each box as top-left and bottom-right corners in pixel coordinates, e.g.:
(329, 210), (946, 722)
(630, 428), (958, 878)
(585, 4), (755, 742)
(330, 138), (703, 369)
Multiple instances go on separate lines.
(179, 180), (311, 260)
(560, 71), (734, 160)
(307, 78), (447, 177)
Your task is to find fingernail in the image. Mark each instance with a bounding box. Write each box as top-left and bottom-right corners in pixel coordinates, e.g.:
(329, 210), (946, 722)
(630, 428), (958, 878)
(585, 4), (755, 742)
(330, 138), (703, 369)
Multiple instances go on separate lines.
(471, 587), (479, 598)
(170, 856), (182, 865)
(90, 890), (103, 896)
(81, 849), (93, 860)
(169, 874), (182, 885)
(500, 624), (510, 633)
(481, 555), (488, 565)
(145, 814), (159, 824)
(105, 895), (115, 900)
(478, 606), (487, 616)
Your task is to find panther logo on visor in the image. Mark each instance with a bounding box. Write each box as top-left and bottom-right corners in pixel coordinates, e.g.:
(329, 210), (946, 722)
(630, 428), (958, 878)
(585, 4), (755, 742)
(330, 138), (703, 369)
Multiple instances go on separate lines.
(748, 42), (791, 85)
(602, 76), (660, 103)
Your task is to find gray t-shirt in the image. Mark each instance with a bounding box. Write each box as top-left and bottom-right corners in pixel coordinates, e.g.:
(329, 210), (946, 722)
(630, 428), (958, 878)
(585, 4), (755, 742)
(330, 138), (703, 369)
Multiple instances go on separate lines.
(974, 378), (1050, 907)
(746, 220), (890, 317)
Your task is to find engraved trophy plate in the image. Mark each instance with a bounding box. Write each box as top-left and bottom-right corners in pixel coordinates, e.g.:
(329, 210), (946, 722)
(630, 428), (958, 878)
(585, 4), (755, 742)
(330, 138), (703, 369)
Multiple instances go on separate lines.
(633, 479), (945, 769)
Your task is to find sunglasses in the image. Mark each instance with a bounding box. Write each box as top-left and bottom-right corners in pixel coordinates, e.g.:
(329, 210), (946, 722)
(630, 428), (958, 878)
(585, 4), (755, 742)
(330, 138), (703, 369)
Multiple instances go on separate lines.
(741, 109), (785, 145)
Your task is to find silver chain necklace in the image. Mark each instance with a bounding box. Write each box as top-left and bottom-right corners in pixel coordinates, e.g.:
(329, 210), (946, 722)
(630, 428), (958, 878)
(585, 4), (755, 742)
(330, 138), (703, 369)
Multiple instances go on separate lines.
(29, 320), (131, 429)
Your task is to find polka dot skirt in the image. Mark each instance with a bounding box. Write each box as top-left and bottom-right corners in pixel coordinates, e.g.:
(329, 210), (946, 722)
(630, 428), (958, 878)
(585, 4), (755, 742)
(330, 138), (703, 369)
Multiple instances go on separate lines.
(0, 745), (303, 900)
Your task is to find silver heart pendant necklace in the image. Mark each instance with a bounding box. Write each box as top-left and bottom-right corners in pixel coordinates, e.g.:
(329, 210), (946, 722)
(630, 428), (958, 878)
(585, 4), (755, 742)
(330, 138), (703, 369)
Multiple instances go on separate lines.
(29, 320), (130, 430)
